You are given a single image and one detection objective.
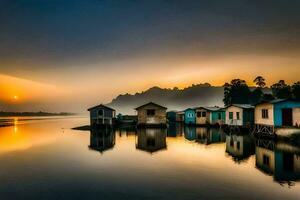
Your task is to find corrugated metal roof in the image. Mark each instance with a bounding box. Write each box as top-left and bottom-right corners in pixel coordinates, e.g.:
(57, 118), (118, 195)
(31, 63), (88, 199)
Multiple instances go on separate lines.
(87, 104), (116, 111)
(227, 104), (254, 109)
(256, 98), (300, 105)
(271, 99), (300, 104)
(135, 102), (167, 110)
(195, 106), (224, 111)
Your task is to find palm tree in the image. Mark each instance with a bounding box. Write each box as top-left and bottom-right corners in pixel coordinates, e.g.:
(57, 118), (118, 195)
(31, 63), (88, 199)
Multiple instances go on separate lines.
(253, 76), (266, 88)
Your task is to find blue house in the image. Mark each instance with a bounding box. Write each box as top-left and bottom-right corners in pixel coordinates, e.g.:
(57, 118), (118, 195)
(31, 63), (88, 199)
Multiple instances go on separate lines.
(255, 99), (300, 127)
(184, 108), (196, 125)
(88, 104), (116, 127)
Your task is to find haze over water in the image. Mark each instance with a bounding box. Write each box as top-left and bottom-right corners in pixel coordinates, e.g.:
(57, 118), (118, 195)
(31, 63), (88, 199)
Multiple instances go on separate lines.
(0, 117), (299, 200)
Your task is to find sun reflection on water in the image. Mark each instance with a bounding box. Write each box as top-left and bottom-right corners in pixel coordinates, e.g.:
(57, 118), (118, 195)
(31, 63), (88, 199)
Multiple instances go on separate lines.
(13, 117), (18, 133)
(0, 117), (65, 154)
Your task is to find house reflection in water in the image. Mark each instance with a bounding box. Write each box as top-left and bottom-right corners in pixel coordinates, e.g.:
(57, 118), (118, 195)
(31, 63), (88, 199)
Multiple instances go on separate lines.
(118, 126), (137, 137)
(167, 122), (183, 137)
(196, 128), (226, 145)
(255, 139), (300, 186)
(184, 126), (197, 141)
(136, 129), (167, 154)
(226, 134), (255, 162)
(89, 129), (115, 154)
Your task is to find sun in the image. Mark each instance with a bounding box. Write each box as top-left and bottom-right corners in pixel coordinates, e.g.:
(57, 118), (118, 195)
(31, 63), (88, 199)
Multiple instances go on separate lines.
(13, 95), (19, 100)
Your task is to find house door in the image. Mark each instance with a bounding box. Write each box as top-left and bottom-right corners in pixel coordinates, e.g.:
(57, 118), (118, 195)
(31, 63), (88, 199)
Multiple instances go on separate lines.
(282, 108), (293, 126)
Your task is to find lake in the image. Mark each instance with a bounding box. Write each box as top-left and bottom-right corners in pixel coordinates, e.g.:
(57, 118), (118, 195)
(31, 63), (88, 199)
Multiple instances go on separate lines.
(0, 117), (299, 200)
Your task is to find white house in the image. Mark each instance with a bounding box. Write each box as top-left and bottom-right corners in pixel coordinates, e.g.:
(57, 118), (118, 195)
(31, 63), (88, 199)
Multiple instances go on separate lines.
(225, 104), (254, 126)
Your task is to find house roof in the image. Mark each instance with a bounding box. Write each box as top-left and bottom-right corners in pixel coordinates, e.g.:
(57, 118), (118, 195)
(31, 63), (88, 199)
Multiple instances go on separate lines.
(270, 99), (287, 104)
(87, 104), (116, 111)
(195, 106), (224, 112)
(226, 104), (254, 109)
(255, 98), (300, 106)
(136, 146), (167, 154)
(184, 108), (196, 111)
(89, 145), (114, 154)
(176, 111), (185, 114)
(135, 102), (167, 110)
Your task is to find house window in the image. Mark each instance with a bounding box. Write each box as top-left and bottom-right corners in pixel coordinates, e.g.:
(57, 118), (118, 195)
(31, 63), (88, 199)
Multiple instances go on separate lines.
(229, 112), (233, 120)
(263, 155), (270, 166)
(262, 109), (269, 119)
(202, 112), (207, 117)
(147, 109), (155, 116)
(189, 113), (194, 117)
(197, 112), (201, 117)
(236, 112), (240, 120)
(98, 110), (103, 116)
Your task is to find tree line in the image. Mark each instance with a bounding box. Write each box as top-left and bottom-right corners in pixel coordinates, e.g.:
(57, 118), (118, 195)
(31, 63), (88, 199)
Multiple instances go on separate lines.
(223, 76), (300, 106)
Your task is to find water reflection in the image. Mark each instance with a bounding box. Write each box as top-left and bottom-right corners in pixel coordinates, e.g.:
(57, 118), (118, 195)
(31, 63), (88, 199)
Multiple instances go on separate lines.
(167, 122), (183, 137)
(87, 124), (300, 188)
(0, 117), (63, 153)
(184, 126), (197, 141)
(13, 117), (18, 133)
(87, 126), (300, 187)
(256, 139), (300, 186)
(1, 118), (300, 199)
(226, 134), (255, 163)
(136, 128), (167, 154)
(118, 126), (137, 137)
(89, 128), (115, 154)
(196, 127), (225, 145)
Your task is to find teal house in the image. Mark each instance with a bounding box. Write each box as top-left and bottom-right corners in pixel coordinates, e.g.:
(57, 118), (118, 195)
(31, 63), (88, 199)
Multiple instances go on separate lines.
(195, 106), (226, 125)
(184, 108), (196, 125)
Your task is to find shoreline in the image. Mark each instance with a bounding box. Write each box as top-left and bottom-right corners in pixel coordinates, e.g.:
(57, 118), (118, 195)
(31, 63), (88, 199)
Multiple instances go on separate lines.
(0, 112), (75, 117)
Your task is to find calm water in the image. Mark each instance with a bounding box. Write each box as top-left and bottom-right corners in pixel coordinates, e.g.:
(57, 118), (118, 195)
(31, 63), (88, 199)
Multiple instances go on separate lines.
(0, 117), (299, 200)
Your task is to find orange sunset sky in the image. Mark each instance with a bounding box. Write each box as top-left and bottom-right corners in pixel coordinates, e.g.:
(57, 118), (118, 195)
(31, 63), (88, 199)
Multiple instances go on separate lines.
(0, 0), (299, 112)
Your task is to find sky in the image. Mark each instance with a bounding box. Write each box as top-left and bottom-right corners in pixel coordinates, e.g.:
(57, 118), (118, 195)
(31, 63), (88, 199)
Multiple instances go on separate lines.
(0, 0), (300, 112)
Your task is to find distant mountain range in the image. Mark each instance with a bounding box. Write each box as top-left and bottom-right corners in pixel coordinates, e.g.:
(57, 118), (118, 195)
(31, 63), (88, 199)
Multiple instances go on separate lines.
(108, 83), (272, 114)
(107, 83), (225, 114)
